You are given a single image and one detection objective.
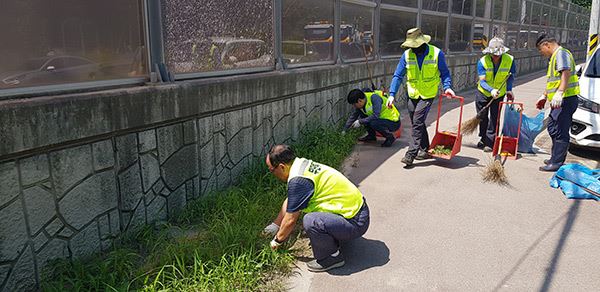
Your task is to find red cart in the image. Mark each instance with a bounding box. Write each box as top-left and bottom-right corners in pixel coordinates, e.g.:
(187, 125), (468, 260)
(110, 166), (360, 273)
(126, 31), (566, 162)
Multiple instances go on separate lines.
(428, 93), (464, 159)
(492, 101), (523, 160)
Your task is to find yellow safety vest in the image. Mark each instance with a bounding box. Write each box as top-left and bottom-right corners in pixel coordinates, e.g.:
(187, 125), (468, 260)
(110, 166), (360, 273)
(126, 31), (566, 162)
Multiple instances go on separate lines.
(361, 91), (400, 122)
(477, 54), (514, 97)
(546, 47), (580, 101)
(405, 44), (441, 99)
(287, 158), (363, 219)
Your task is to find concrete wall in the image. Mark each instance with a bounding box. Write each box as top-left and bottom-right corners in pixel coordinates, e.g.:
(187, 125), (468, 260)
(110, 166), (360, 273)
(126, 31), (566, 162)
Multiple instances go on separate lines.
(0, 49), (585, 291)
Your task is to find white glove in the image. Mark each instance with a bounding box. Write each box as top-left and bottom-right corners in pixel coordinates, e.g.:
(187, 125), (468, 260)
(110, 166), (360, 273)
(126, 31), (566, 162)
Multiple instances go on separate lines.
(270, 236), (282, 249)
(263, 222), (279, 236)
(491, 89), (500, 99)
(444, 88), (456, 97)
(550, 91), (563, 109)
(351, 120), (361, 128)
(386, 96), (395, 108)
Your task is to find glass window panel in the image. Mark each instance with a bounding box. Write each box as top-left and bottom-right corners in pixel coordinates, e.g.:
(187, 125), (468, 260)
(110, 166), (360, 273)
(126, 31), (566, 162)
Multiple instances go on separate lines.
(452, 0), (472, 15)
(473, 22), (491, 51)
(517, 27), (529, 49)
(541, 6), (550, 26)
(508, 0), (519, 23)
(420, 15), (447, 49)
(449, 18), (472, 52)
(492, 23), (507, 39)
(381, 0), (418, 7)
(493, 0), (504, 20)
(423, 0), (449, 12)
(531, 3), (541, 25)
(282, 0), (334, 65)
(340, 1), (374, 60)
(0, 1), (146, 90)
(162, 0), (273, 74)
(556, 9), (565, 28)
(506, 24), (520, 49)
(528, 26), (540, 49)
(379, 9), (417, 56)
(475, 0), (491, 18)
(521, 1), (531, 25)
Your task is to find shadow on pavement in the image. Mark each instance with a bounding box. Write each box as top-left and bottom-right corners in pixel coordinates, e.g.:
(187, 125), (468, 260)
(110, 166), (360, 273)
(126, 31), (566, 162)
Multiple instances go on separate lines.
(410, 155), (480, 169)
(327, 237), (390, 276)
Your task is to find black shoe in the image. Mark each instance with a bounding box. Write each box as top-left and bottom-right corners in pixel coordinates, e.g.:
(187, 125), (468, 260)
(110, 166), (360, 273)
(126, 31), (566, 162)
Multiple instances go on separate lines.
(358, 135), (376, 142)
(544, 159), (550, 165)
(401, 155), (414, 166)
(306, 254), (345, 272)
(381, 136), (396, 147)
(414, 149), (432, 160)
(483, 146), (493, 153)
(539, 163), (562, 172)
(477, 140), (485, 149)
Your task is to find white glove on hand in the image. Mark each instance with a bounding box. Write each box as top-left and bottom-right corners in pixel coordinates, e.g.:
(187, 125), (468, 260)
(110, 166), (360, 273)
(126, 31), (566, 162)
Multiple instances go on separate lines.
(262, 222), (279, 236)
(270, 237), (282, 249)
(351, 120), (361, 129)
(386, 96), (395, 108)
(444, 88), (456, 97)
(550, 91), (563, 109)
(491, 89), (500, 99)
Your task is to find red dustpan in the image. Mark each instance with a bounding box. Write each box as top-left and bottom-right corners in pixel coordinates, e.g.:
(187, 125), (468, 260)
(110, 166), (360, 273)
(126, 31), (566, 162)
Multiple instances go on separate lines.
(492, 101), (523, 160)
(428, 93), (464, 159)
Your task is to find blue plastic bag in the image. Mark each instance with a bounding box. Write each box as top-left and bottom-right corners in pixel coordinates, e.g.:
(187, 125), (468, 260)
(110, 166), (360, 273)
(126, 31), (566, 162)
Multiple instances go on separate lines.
(550, 164), (600, 201)
(502, 106), (545, 153)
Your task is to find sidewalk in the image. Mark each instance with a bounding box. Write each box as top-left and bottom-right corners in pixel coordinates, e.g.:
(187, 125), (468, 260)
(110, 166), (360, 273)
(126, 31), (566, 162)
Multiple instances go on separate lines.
(287, 72), (600, 291)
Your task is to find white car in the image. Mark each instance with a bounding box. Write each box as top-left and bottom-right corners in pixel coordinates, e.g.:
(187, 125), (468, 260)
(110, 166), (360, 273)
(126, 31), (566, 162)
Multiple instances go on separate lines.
(570, 48), (600, 148)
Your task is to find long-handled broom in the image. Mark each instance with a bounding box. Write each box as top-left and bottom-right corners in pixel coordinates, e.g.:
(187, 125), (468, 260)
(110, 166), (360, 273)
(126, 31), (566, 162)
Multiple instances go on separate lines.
(462, 73), (513, 136)
(482, 104), (509, 185)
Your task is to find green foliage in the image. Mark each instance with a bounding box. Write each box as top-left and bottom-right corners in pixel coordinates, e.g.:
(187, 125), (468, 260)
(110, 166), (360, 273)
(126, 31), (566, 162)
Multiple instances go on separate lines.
(571, 0), (592, 9)
(41, 124), (360, 292)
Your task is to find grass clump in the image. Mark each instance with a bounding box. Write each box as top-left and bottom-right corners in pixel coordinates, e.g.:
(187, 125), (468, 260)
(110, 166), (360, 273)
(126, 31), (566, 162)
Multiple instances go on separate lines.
(41, 124), (360, 292)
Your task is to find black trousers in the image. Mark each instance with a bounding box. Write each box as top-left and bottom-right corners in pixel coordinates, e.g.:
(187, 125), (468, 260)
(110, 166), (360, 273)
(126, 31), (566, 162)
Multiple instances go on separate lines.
(547, 96), (578, 164)
(364, 118), (401, 139)
(406, 98), (433, 158)
(475, 91), (502, 147)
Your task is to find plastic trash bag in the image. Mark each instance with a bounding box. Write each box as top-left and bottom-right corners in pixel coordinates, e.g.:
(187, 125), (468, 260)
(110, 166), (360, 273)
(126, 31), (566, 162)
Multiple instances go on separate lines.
(550, 163), (600, 201)
(502, 106), (545, 153)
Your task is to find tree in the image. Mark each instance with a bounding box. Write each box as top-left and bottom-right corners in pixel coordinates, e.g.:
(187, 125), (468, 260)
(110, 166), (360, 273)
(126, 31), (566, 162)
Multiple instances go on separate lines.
(571, 0), (592, 9)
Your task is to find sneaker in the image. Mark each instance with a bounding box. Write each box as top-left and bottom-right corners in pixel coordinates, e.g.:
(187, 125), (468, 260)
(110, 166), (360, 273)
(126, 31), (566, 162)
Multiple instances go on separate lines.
(306, 254), (345, 272)
(401, 155), (414, 166)
(381, 136), (396, 147)
(358, 135), (376, 142)
(539, 163), (562, 172)
(476, 140), (485, 149)
(483, 146), (493, 152)
(414, 149), (432, 160)
(544, 159), (550, 165)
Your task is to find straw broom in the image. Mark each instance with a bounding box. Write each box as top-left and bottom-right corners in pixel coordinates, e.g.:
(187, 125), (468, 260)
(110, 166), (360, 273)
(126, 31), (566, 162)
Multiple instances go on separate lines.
(482, 104), (509, 185)
(462, 73), (512, 136)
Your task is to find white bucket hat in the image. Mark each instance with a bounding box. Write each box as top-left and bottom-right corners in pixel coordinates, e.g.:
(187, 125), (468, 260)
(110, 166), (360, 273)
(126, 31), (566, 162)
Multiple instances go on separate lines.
(482, 37), (510, 55)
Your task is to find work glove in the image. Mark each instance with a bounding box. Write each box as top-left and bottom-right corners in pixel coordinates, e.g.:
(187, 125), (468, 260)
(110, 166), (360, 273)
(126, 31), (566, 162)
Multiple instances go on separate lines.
(262, 222), (279, 236)
(386, 96), (395, 108)
(536, 94), (547, 110)
(351, 120), (361, 129)
(444, 88), (456, 97)
(506, 91), (514, 102)
(491, 89), (500, 99)
(270, 236), (282, 250)
(550, 91), (563, 109)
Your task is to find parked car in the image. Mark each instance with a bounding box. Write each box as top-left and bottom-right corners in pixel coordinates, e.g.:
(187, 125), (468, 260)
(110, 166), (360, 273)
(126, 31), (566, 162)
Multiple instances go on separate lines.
(1, 55), (102, 88)
(210, 37), (273, 70)
(570, 47), (600, 148)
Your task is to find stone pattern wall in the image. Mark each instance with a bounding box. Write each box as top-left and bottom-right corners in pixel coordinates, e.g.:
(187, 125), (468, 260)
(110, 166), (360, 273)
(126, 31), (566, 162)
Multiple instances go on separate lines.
(0, 49), (586, 291)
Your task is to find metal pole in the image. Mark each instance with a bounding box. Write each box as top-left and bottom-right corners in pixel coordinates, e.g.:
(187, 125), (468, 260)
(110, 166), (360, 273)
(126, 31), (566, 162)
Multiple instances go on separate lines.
(334, 0), (341, 64)
(373, 0), (381, 60)
(146, 0), (165, 81)
(274, 0), (285, 70)
(588, 0), (600, 60)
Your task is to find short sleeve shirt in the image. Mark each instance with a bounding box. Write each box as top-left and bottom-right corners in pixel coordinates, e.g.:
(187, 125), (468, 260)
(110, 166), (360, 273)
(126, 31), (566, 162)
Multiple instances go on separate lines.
(555, 49), (572, 72)
(286, 177), (314, 212)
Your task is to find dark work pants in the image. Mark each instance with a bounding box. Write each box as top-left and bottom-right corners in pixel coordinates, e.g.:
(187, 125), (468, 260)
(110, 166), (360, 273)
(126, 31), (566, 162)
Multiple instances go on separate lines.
(303, 200), (370, 260)
(406, 98), (433, 158)
(365, 118), (401, 139)
(547, 96), (578, 164)
(475, 91), (502, 147)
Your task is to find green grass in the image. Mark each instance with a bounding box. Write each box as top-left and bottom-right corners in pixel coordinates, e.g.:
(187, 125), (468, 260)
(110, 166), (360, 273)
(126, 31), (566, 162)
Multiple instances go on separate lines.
(41, 124), (360, 292)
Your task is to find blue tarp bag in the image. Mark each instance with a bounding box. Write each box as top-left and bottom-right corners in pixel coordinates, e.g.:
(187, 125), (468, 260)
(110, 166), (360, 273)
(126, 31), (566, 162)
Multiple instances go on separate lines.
(550, 164), (600, 201)
(502, 106), (545, 153)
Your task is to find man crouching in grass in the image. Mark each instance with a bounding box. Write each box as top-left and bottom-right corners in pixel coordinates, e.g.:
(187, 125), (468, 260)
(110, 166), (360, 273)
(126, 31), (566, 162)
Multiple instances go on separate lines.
(263, 144), (370, 272)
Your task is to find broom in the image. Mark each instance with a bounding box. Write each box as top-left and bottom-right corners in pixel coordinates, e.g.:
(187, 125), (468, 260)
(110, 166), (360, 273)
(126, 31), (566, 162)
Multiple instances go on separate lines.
(482, 104), (509, 185)
(462, 73), (512, 136)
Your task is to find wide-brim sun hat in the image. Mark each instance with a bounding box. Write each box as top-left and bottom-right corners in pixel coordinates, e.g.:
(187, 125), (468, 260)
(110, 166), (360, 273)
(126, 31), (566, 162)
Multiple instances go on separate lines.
(401, 27), (431, 49)
(482, 37), (510, 55)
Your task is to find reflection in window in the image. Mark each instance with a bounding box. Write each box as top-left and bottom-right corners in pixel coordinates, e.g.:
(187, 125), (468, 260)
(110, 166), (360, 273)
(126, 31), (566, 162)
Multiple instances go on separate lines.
(541, 6), (550, 26)
(0, 0), (146, 90)
(473, 22), (491, 51)
(423, 0), (449, 12)
(505, 24), (520, 49)
(381, 0), (417, 7)
(162, 0), (273, 74)
(508, 0), (519, 23)
(521, 1), (530, 25)
(531, 3), (541, 25)
(282, 0), (334, 65)
(492, 23), (507, 40)
(421, 15), (447, 49)
(341, 1), (374, 60)
(449, 18), (472, 52)
(476, 0), (491, 18)
(379, 9), (417, 56)
(452, 0), (472, 15)
(528, 26), (540, 49)
(493, 0), (503, 20)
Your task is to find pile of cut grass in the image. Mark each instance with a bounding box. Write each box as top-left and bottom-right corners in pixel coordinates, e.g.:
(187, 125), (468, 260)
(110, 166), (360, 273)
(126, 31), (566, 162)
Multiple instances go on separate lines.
(41, 125), (360, 292)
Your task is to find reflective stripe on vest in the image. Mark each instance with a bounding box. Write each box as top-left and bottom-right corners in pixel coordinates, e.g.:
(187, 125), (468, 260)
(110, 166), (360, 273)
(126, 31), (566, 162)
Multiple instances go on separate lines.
(361, 90), (400, 122)
(405, 44), (441, 99)
(287, 158), (363, 219)
(477, 54), (514, 97)
(546, 47), (580, 101)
